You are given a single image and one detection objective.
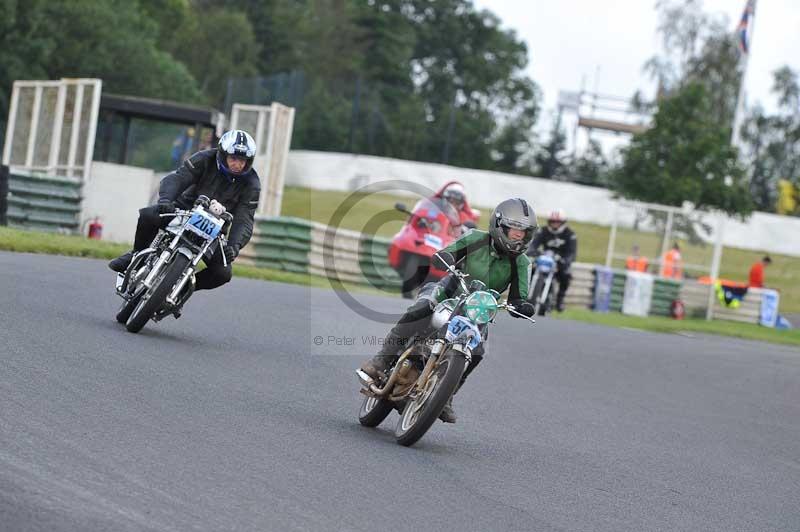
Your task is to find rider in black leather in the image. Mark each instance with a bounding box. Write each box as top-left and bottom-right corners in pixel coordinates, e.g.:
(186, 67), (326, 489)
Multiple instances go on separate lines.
(108, 130), (260, 291)
(526, 209), (577, 312)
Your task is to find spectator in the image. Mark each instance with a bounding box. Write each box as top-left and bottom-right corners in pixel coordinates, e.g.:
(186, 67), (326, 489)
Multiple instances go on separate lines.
(625, 244), (649, 272)
(748, 255), (772, 288)
(660, 243), (683, 279)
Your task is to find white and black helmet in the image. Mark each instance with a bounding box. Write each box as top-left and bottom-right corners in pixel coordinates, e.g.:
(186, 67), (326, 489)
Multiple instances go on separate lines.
(216, 129), (256, 179)
(488, 198), (537, 256)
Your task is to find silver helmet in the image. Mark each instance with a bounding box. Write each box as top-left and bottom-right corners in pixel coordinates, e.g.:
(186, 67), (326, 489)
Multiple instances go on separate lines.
(488, 198), (537, 256)
(216, 129), (257, 179)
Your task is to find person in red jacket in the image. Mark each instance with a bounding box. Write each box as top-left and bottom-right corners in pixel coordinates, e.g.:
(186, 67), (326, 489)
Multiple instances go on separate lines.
(433, 181), (480, 228)
(748, 256), (772, 287)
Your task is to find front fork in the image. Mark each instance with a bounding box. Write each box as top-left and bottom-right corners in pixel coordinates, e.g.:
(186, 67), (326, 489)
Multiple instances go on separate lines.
(165, 237), (218, 306)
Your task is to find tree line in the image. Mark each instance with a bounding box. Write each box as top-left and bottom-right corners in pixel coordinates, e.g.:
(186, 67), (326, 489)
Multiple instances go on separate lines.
(0, 0), (797, 216)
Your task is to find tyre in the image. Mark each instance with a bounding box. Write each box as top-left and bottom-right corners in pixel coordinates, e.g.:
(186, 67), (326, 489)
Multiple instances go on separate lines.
(530, 276), (547, 316)
(394, 351), (466, 447)
(125, 254), (190, 333)
(358, 395), (394, 427)
(115, 292), (142, 324)
(400, 255), (428, 299)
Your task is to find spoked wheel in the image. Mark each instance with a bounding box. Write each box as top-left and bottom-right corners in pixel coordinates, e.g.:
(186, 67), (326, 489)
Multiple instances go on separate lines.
(358, 394), (394, 427)
(115, 291), (143, 324)
(394, 352), (466, 447)
(125, 254), (190, 333)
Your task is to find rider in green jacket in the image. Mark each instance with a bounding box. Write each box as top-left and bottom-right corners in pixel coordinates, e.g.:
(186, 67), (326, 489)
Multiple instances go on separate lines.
(360, 198), (538, 423)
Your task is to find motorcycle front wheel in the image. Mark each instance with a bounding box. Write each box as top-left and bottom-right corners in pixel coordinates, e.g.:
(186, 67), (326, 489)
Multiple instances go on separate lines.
(125, 254), (190, 333)
(394, 351), (466, 447)
(115, 291), (143, 324)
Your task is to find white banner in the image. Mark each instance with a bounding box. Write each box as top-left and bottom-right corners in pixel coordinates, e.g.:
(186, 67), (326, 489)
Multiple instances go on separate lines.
(759, 289), (780, 328)
(622, 272), (654, 317)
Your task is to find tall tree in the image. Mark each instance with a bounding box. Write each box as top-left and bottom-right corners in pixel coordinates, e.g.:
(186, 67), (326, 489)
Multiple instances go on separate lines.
(741, 66), (800, 213)
(612, 83), (752, 216)
(533, 116), (568, 179)
(642, 0), (740, 130)
(39, 0), (201, 102)
(567, 139), (609, 187)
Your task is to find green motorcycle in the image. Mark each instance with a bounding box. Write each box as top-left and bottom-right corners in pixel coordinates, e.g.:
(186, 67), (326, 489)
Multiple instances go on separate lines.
(356, 254), (536, 447)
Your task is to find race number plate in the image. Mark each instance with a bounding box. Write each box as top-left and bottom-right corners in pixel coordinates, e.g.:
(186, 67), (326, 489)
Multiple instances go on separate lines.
(445, 315), (481, 350)
(186, 209), (223, 240)
(424, 234), (443, 250)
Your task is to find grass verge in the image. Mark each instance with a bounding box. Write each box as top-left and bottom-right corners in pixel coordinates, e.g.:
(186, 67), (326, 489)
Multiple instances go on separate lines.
(555, 308), (800, 348)
(0, 226), (129, 259)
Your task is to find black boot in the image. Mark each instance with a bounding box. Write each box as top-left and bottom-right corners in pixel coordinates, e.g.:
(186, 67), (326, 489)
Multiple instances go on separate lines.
(108, 251), (134, 273)
(359, 353), (397, 380)
(439, 396), (457, 423)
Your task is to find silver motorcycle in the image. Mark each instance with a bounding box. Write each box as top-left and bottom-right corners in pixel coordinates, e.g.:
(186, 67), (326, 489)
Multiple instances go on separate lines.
(114, 195), (232, 333)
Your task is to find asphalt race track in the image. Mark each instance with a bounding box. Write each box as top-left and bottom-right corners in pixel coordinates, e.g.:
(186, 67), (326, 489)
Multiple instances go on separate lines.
(1, 251), (798, 532)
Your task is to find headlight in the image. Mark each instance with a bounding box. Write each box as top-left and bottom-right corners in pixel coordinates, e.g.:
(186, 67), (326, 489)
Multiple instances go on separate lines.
(464, 291), (498, 324)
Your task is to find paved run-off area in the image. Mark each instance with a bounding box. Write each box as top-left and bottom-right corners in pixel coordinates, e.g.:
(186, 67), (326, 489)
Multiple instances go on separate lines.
(1, 251), (798, 532)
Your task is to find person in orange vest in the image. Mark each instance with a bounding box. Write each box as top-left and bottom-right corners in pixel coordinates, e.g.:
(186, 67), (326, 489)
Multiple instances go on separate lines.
(660, 243), (683, 279)
(748, 255), (772, 288)
(625, 244), (649, 272)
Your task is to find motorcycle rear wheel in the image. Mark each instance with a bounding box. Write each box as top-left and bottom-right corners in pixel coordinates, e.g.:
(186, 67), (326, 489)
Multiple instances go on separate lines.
(394, 352), (466, 447)
(125, 254), (190, 333)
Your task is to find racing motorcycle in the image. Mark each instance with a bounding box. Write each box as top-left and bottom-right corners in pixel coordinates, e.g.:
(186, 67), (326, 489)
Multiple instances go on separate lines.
(387, 198), (468, 299)
(527, 250), (558, 316)
(356, 253), (535, 447)
(114, 195), (232, 333)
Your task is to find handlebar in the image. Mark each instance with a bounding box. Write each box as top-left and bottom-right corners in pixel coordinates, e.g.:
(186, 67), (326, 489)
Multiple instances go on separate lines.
(433, 251), (535, 324)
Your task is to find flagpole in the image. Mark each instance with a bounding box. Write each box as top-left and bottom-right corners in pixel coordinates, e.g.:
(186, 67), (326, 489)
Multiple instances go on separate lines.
(731, 0), (756, 151)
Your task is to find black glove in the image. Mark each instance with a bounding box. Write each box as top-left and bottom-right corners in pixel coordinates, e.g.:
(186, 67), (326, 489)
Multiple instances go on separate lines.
(432, 251), (455, 271)
(508, 299), (535, 318)
(157, 200), (176, 214)
(223, 244), (239, 263)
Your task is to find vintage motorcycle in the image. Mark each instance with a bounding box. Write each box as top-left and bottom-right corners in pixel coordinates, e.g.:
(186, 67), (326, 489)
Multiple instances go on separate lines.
(114, 195), (232, 333)
(527, 250), (559, 316)
(356, 253), (536, 447)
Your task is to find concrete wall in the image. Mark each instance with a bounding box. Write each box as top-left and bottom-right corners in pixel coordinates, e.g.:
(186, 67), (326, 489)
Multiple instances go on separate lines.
(82, 162), (159, 243)
(285, 150), (800, 258)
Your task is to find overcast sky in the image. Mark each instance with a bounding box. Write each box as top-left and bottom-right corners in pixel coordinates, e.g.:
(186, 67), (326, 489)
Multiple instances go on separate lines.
(472, 0), (800, 150)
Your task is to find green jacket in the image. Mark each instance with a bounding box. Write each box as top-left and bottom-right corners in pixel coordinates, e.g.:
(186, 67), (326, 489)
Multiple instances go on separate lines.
(441, 229), (531, 301)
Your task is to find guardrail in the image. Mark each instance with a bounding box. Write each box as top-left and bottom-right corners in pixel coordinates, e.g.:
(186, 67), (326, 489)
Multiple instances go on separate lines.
(0, 165), (8, 225)
(237, 216), (771, 324)
(238, 216), (402, 289)
(5, 170), (82, 233)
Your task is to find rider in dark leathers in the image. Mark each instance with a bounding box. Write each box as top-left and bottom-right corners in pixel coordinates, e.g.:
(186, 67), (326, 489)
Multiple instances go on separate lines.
(360, 198), (538, 423)
(526, 209), (576, 312)
(108, 129), (261, 291)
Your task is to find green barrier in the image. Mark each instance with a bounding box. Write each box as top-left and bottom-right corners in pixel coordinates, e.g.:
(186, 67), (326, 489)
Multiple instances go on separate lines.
(7, 172), (82, 233)
(359, 235), (401, 290)
(649, 278), (681, 317)
(246, 217), (314, 273)
(609, 272), (627, 312)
